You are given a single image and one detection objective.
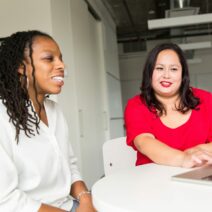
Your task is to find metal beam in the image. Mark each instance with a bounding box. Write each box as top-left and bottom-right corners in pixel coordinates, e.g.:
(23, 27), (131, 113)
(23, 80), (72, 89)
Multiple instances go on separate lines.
(148, 13), (212, 29)
(122, 0), (141, 40)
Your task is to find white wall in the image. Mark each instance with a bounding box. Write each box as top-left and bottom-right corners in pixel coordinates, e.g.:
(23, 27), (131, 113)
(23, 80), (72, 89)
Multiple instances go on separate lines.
(0, 0), (52, 36)
(189, 48), (212, 91)
(119, 52), (147, 107)
(104, 21), (124, 139)
(67, 0), (108, 187)
(88, 0), (124, 139)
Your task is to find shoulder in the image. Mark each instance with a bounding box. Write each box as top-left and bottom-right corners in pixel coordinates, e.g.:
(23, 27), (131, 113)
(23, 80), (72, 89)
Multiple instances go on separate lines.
(124, 95), (150, 116)
(125, 95), (145, 108)
(192, 87), (212, 98)
(0, 100), (15, 146)
(0, 99), (10, 121)
(192, 87), (212, 104)
(0, 99), (7, 113)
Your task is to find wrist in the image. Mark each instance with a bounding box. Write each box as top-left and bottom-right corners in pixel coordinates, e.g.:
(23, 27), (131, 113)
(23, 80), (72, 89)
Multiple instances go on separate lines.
(76, 190), (91, 203)
(176, 151), (186, 167)
(197, 144), (206, 151)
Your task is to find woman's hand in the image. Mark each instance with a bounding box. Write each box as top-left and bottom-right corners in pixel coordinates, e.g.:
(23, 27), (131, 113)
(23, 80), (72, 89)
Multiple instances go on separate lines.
(181, 148), (212, 168)
(185, 144), (205, 154)
(70, 181), (97, 212)
(76, 194), (97, 212)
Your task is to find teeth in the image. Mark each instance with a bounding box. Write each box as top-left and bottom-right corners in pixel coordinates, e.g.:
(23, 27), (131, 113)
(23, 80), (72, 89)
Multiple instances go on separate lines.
(161, 82), (171, 85)
(52, 76), (64, 82)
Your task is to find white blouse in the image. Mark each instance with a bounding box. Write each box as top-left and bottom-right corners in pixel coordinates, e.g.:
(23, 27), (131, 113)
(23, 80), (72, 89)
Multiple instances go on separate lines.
(0, 98), (82, 212)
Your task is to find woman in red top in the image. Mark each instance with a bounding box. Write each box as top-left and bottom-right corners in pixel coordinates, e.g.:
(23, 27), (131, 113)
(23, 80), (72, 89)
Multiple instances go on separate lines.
(124, 43), (212, 168)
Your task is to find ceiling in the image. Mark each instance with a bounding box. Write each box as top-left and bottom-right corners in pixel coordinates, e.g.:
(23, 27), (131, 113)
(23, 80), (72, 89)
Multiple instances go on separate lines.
(101, 0), (212, 43)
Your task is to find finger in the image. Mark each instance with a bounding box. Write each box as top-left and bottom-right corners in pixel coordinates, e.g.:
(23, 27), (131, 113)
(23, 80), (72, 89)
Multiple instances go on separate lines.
(191, 155), (203, 164)
(192, 153), (212, 167)
(198, 153), (212, 162)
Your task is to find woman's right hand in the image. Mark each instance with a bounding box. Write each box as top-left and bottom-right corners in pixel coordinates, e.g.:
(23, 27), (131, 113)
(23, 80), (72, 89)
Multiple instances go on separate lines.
(181, 149), (212, 168)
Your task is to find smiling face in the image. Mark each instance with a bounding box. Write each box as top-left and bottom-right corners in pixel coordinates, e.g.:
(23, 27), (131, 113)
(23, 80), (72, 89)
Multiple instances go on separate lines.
(23, 36), (65, 100)
(151, 49), (182, 99)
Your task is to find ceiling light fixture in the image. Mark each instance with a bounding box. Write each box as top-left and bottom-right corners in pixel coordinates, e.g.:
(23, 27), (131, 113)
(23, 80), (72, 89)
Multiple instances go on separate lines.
(165, 7), (199, 18)
(148, 13), (212, 29)
(178, 41), (212, 50)
(187, 58), (202, 64)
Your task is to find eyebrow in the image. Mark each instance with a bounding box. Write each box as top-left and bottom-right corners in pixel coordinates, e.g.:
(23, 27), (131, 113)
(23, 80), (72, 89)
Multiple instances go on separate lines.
(155, 63), (180, 67)
(41, 50), (62, 57)
(170, 64), (181, 67)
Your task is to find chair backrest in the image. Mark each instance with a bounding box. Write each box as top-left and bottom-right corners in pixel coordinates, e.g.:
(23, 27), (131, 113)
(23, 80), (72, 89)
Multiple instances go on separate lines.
(103, 136), (137, 176)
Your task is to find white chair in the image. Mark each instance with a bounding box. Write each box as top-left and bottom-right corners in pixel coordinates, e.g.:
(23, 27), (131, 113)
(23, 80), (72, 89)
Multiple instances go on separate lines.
(103, 136), (137, 176)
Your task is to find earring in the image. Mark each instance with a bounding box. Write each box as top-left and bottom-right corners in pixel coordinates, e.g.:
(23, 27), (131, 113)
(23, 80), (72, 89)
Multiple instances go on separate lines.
(26, 77), (29, 89)
(20, 75), (29, 90)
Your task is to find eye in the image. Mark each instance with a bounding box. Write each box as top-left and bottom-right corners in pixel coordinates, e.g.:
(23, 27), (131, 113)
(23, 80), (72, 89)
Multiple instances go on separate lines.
(44, 56), (54, 61)
(155, 67), (164, 71)
(59, 54), (63, 62)
(170, 67), (178, 71)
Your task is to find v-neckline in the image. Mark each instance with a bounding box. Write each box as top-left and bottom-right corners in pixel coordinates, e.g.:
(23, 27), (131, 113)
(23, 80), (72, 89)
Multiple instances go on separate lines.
(158, 110), (193, 130)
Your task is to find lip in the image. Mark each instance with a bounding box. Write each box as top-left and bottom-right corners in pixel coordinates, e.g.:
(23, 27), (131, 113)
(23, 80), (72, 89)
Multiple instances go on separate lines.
(51, 73), (64, 78)
(51, 75), (64, 86)
(160, 81), (172, 88)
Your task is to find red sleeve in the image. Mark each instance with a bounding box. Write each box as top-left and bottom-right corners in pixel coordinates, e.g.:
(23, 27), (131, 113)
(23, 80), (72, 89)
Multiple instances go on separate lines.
(208, 92), (212, 142)
(193, 88), (212, 142)
(124, 96), (154, 150)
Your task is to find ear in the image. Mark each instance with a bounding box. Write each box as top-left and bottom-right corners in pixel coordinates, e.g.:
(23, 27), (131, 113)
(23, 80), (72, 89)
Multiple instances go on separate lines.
(18, 66), (24, 75)
(18, 62), (26, 76)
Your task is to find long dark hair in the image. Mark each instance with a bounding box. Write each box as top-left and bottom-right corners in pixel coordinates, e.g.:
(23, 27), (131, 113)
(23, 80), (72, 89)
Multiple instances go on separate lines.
(0, 30), (53, 142)
(140, 43), (200, 116)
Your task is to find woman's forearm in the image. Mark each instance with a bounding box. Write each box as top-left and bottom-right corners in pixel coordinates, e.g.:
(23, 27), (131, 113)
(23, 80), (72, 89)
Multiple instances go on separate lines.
(198, 142), (212, 152)
(38, 204), (67, 212)
(70, 181), (90, 200)
(134, 133), (185, 167)
(70, 181), (97, 212)
(134, 134), (212, 168)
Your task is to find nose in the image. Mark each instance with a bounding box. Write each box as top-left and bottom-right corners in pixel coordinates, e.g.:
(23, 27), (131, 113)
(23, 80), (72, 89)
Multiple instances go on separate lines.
(163, 69), (170, 78)
(56, 58), (65, 71)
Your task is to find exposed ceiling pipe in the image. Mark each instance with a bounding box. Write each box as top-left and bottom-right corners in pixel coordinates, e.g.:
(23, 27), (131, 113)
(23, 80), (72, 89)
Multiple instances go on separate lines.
(0, 37), (7, 42)
(171, 0), (190, 9)
(117, 28), (212, 43)
(122, 0), (141, 41)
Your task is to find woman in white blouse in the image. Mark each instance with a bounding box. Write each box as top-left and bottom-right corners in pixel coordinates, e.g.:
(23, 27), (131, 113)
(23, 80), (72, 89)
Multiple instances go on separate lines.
(0, 30), (96, 212)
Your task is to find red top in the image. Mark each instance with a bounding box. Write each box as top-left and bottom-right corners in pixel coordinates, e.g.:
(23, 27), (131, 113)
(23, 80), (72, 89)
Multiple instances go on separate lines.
(124, 88), (212, 166)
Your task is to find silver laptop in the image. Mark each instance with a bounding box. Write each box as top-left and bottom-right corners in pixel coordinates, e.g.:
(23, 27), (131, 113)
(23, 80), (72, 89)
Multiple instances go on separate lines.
(172, 165), (212, 185)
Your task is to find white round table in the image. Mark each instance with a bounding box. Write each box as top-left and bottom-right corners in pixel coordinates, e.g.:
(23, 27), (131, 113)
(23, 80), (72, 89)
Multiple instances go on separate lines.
(92, 164), (212, 212)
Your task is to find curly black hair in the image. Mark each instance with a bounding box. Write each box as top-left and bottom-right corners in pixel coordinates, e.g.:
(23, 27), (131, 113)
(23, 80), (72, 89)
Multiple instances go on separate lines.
(0, 30), (53, 142)
(140, 43), (200, 116)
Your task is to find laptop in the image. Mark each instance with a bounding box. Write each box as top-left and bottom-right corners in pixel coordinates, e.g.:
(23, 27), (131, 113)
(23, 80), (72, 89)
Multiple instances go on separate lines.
(172, 165), (212, 186)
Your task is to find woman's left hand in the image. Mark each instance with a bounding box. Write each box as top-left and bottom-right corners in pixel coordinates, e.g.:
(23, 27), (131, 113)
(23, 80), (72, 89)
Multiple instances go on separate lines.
(184, 145), (212, 167)
(76, 195), (97, 212)
(185, 143), (212, 154)
(71, 181), (97, 212)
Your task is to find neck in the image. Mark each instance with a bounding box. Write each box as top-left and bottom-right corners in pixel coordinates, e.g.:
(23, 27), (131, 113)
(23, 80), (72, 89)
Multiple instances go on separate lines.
(155, 93), (180, 111)
(28, 89), (45, 114)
